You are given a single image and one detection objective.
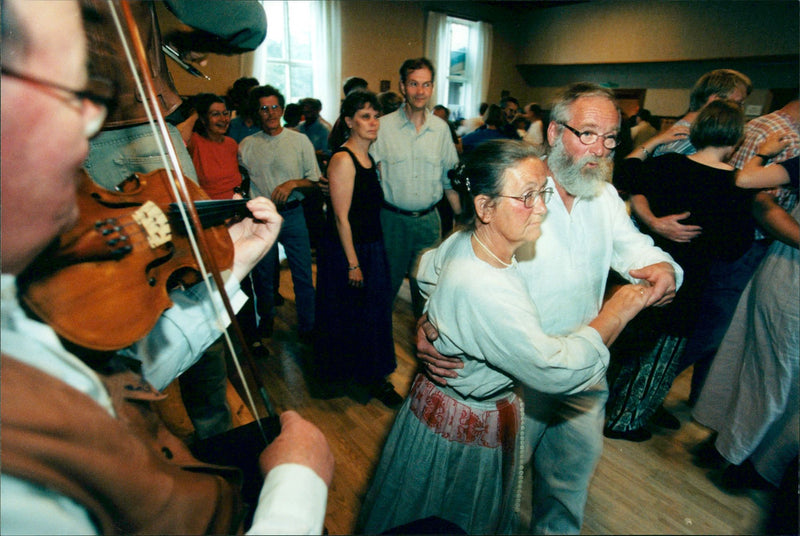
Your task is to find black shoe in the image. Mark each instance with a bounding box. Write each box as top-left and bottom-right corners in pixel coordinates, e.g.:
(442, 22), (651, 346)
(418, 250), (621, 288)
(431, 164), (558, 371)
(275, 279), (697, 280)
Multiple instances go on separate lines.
(369, 380), (404, 408)
(603, 427), (652, 442)
(712, 460), (774, 493)
(346, 381), (372, 405)
(651, 405), (681, 430)
(691, 438), (728, 469)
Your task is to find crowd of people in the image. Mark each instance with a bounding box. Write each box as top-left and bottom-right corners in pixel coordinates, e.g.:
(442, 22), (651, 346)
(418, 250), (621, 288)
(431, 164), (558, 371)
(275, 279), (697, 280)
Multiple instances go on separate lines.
(1, 0), (797, 534)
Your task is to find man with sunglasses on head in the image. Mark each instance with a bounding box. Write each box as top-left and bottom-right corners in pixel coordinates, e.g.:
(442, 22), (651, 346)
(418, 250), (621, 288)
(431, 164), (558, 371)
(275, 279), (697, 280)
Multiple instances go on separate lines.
(1, 1), (332, 534)
(238, 85), (321, 342)
(417, 82), (681, 534)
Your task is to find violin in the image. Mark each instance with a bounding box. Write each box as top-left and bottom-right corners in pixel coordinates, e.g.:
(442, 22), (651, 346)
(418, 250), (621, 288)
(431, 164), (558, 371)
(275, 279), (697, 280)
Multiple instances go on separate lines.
(21, 0), (276, 440)
(20, 168), (252, 351)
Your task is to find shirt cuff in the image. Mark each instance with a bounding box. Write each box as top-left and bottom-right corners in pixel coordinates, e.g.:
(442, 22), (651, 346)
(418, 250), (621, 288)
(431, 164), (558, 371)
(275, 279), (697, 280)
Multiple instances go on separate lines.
(247, 464), (328, 535)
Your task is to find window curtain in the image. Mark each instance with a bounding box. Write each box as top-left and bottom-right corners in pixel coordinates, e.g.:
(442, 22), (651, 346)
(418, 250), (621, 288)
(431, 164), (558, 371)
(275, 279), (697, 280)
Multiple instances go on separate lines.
(424, 11), (449, 107)
(311, 0), (341, 124)
(248, 1), (341, 124)
(424, 12), (493, 117)
(472, 21), (493, 110)
(250, 3), (272, 94)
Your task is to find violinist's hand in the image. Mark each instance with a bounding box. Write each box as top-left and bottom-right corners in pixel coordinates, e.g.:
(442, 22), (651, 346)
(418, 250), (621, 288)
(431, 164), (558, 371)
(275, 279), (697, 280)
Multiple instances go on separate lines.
(259, 410), (334, 487)
(229, 196), (282, 282)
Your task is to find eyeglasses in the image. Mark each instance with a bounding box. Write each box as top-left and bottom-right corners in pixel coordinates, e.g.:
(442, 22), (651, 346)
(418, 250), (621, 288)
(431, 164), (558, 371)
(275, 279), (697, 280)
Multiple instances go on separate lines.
(498, 185), (554, 208)
(259, 104), (282, 114)
(559, 122), (619, 150)
(208, 110), (231, 118)
(1, 65), (115, 138)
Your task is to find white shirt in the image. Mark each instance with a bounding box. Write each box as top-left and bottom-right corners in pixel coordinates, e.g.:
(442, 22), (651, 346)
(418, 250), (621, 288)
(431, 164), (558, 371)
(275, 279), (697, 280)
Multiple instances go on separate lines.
(238, 128), (321, 202)
(523, 119), (544, 147)
(515, 177), (683, 336)
(417, 232), (610, 400)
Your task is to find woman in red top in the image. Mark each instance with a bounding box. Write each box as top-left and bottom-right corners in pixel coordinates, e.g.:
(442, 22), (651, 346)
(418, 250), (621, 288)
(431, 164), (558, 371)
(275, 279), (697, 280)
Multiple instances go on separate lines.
(181, 93), (242, 200)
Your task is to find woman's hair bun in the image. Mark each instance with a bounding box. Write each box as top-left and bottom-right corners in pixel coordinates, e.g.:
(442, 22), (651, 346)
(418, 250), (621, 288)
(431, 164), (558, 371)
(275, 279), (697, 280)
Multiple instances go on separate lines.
(448, 163), (471, 194)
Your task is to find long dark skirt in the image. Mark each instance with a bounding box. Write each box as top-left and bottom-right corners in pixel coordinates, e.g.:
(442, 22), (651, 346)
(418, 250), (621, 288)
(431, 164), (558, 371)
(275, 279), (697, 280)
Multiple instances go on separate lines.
(313, 233), (395, 384)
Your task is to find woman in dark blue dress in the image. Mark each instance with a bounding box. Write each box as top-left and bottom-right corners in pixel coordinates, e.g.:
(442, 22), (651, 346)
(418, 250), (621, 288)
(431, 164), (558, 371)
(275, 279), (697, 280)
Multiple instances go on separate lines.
(313, 91), (400, 406)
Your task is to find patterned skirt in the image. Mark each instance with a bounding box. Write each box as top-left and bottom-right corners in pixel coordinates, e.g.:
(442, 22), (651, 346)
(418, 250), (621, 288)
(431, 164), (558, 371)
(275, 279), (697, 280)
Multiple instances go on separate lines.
(358, 374), (524, 534)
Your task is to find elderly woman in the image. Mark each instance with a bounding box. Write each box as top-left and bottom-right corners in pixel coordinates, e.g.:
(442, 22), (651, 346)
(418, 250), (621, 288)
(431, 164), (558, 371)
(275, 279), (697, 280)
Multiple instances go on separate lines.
(180, 93), (242, 200)
(313, 90), (400, 406)
(357, 140), (651, 534)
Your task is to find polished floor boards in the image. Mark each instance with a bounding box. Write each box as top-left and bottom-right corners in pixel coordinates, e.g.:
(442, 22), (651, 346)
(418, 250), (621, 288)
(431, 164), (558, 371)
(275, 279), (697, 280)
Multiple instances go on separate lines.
(241, 267), (770, 534)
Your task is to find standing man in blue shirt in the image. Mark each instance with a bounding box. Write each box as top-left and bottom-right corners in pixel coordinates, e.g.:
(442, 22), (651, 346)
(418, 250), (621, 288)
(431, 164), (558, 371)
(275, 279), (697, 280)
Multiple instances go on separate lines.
(370, 57), (460, 318)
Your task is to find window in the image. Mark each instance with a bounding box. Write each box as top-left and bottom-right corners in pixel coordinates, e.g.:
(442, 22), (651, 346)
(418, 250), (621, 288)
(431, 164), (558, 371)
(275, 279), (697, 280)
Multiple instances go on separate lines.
(252, 1), (340, 124)
(426, 13), (492, 121)
(443, 19), (470, 120)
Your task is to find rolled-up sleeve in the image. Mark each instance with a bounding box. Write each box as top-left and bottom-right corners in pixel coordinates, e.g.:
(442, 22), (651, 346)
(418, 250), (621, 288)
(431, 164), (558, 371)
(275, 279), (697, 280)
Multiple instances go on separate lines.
(126, 275), (247, 391)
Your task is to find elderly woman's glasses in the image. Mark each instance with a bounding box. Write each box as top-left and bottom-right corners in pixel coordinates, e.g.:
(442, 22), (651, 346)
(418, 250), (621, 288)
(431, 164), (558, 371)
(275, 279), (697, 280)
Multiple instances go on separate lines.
(498, 186), (554, 208)
(559, 122), (619, 150)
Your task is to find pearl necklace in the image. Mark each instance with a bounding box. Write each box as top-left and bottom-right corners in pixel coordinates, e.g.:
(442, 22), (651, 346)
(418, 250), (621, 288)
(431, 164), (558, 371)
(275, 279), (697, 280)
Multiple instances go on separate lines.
(472, 232), (513, 268)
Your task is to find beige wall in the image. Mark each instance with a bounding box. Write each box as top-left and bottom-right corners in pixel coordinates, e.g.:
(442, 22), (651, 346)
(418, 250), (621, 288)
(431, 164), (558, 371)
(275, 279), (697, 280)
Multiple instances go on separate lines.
(483, 27), (529, 111)
(163, 1), (796, 118)
(519, 0), (798, 64)
(340, 1), (424, 96)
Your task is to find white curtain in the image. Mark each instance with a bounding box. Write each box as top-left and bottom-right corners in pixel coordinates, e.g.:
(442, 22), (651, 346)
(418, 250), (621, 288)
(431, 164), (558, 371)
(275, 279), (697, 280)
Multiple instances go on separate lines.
(473, 21), (493, 109)
(311, 0), (341, 124)
(424, 11), (449, 107)
(424, 12), (493, 117)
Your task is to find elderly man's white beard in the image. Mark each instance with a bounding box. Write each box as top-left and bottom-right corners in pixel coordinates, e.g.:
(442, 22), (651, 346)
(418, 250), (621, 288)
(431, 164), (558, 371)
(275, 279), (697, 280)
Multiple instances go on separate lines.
(548, 137), (613, 198)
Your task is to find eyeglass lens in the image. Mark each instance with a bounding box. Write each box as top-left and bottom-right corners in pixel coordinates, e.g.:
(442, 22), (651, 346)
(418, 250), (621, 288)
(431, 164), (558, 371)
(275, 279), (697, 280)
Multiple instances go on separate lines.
(524, 188), (553, 207)
(561, 123), (617, 149)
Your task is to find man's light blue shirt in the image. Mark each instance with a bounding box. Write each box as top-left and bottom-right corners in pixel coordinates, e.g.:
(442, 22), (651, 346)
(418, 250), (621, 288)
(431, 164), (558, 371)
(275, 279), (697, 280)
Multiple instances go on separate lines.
(370, 106), (458, 211)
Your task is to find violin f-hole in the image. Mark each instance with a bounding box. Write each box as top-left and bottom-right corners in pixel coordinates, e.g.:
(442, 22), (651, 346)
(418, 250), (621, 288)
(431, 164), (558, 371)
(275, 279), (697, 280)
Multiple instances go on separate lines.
(144, 241), (176, 286)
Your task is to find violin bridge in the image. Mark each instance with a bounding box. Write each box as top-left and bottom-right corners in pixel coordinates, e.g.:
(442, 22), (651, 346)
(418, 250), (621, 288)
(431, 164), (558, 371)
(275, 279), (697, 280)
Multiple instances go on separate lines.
(132, 200), (172, 248)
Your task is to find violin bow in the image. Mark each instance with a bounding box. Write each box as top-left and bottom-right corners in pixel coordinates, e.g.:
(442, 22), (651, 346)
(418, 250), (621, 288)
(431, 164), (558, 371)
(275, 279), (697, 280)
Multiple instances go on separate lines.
(108, 0), (273, 442)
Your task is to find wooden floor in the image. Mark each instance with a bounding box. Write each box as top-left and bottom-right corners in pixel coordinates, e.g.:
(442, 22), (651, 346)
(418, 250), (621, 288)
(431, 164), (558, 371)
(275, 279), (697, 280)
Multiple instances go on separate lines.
(238, 266), (772, 535)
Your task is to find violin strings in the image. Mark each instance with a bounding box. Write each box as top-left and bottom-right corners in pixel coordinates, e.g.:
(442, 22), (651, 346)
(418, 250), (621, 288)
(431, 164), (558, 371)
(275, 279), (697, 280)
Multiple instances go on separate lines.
(109, 0), (268, 439)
